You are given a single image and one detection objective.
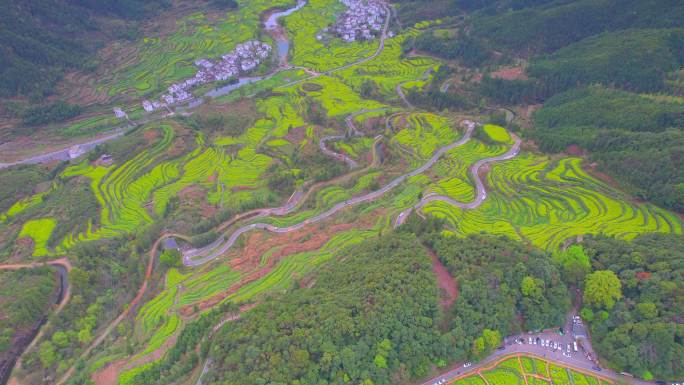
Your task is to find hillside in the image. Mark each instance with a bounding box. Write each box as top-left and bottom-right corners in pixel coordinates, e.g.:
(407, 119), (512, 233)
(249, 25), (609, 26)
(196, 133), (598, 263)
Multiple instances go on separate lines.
(0, 1), (682, 385)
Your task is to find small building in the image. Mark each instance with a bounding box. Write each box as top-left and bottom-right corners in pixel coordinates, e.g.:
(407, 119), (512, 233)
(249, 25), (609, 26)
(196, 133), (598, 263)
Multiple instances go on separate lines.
(113, 107), (126, 119)
(162, 237), (180, 251)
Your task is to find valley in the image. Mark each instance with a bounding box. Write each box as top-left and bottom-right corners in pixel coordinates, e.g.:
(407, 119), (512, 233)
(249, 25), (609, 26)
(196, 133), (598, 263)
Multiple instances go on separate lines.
(0, 1), (683, 385)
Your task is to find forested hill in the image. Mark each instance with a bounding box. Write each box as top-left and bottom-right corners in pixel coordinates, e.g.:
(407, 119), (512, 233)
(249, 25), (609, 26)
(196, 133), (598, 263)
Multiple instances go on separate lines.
(0, 0), (170, 99)
(398, 0), (684, 212)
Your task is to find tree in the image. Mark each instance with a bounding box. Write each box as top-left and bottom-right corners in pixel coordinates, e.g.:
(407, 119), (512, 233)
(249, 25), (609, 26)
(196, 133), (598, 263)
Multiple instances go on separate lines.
(584, 270), (622, 309)
(555, 245), (591, 285)
(39, 341), (56, 368)
(521, 276), (543, 300)
(159, 249), (182, 268)
(52, 331), (69, 348)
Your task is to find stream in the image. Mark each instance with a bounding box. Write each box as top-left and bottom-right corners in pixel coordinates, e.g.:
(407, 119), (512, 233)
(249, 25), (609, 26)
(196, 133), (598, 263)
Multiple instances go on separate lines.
(3, 1), (307, 168)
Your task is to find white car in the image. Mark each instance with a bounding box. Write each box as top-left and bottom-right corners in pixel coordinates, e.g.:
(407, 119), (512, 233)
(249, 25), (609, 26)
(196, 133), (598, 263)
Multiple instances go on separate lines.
(528, 337), (533, 344)
(464, 362), (472, 368)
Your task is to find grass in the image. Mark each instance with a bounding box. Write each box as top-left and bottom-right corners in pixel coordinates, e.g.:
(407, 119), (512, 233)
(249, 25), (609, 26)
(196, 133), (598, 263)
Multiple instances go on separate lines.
(483, 124), (512, 144)
(19, 218), (57, 256)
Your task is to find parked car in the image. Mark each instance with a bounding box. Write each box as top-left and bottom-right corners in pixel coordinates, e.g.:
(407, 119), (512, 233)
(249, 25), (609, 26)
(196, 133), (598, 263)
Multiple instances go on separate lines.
(464, 362), (472, 368)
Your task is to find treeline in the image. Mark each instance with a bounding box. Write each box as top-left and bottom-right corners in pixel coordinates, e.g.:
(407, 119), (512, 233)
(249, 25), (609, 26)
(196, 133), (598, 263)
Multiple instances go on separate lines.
(206, 233), (445, 384)
(408, 30), (490, 68)
(23, 235), (147, 376)
(531, 86), (684, 211)
(581, 234), (684, 380)
(111, 301), (240, 385)
(0, 267), (57, 352)
(528, 28), (684, 94)
(22, 101), (83, 126)
(118, 220), (575, 385)
(0, 0), (170, 99)
(470, 0), (684, 54)
(405, 215), (571, 337)
(406, 67), (472, 111)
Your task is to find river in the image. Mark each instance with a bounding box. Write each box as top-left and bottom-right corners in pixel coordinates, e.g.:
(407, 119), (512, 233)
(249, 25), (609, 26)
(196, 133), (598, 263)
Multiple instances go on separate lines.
(2, 1), (307, 169)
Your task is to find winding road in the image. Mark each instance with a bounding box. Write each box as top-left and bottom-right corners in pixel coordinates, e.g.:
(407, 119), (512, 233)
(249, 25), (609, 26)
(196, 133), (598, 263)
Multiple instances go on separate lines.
(395, 126), (521, 227)
(183, 120), (483, 266)
(7, 2), (523, 384)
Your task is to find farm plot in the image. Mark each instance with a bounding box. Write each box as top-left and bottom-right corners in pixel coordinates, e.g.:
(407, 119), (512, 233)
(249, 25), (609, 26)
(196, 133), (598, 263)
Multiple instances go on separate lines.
(337, 30), (438, 97)
(483, 124), (512, 144)
(448, 356), (607, 385)
(284, 0), (378, 72)
(19, 218), (57, 257)
(101, 0), (292, 100)
(391, 113), (462, 162)
(422, 153), (682, 250)
(58, 125), (177, 245)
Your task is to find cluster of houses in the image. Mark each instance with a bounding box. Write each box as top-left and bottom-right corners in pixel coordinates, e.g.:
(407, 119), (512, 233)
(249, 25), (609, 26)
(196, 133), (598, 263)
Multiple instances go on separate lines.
(330, 0), (386, 42)
(142, 40), (272, 112)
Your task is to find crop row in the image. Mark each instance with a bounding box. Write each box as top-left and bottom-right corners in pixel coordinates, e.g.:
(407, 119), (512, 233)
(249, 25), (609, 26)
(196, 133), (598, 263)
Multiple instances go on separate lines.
(423, 153), (682, 250)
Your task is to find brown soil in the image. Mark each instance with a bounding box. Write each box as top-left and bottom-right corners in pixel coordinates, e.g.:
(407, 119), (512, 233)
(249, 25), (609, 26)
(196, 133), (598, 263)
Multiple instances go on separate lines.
(91, 359), (127, 385)
(430, 251), (458, 309)
(143, 128), (160, 143)
(565, 144), (584, 156)
(284, 125), (307, 144)
(179, 221), (361, 316)
(490, 66), (528, 81)
(585, 163), (623, 190)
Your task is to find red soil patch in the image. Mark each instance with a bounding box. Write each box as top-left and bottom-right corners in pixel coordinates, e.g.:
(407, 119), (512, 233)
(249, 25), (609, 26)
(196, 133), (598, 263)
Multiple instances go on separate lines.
(566, 144), (584, 156)
(636, 271), (652, 280)
(284, 125), (307, 144)
(91, 359), (127, 385)
(179, 185), (205, 201)
(143, 129), (160, 143)
(207, 172), (218, 183)
(430, 251), (458, 309)
(179, 222), (359, 316)
(490, 66), (528, 81)
(231, 185), (255, 192)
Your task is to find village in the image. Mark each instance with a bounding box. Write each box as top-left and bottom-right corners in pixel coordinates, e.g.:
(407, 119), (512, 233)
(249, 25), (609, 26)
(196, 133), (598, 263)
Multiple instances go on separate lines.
(329, 0), (387, 42)
(141, 40), (272, 112)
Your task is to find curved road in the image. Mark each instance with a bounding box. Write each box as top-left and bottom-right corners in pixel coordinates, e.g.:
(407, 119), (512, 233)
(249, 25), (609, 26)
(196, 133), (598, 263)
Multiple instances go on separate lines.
(394, 125), (521, 227)
(2, 0), (391, 170)
(183, 121), (476, 266)
(0, 258), (72, 381)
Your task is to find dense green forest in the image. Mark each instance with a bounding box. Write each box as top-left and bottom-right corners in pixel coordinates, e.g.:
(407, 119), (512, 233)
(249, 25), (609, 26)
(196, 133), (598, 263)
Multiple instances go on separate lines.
(581, 234), (684, 380)
(470, 0), (684, 54)
(402, 0), (684, 213)
(528, 28), (684, 93)
(532, 86), (684, 211)
(408, 216), (571, 337)
(0, 268), (57, 353)
(206, 233), (444, 385)
(121, 226), (572, 385)
(0, 0), (170, 99)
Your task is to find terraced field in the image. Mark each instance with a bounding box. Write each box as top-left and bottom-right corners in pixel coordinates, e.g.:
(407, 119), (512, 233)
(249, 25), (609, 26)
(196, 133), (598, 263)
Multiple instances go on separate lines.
(4, 2), (684, 385)
(422, 154), (681, 250)
(451, 356), (609, 385)
(18, 218), (57, 257)
(99, 0), (293, 100)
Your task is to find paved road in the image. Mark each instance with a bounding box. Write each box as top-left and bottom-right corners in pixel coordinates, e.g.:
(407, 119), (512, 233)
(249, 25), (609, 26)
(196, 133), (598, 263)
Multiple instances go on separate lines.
(422, 312), (658, 385)
(0, 128), (128, 169)
(395, 123), (521, 227)
(184, 121), (476, 266)
(0, 258), (72, 381)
